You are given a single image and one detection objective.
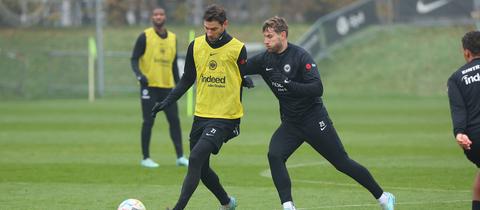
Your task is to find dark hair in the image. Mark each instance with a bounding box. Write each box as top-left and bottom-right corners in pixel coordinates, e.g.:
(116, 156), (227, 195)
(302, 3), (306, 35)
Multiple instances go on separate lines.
(203, 4), (227, 24)
(262, 16), (288, 37)
(152, 7), (164, 12)
(462, 31), (480, 55)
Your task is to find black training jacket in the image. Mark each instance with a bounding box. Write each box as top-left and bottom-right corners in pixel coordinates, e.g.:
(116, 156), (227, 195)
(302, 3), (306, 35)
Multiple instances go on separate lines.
(246, 43), (324, 122)
(448, 58), (480, 136)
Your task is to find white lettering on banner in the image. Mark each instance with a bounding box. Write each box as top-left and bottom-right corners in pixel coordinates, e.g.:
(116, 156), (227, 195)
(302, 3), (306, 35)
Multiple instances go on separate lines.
(337, 16), (349, 35)
(462, 73), (480, 85)
(416, 0), (451, 14)
(461, 65), (480, 75)
(336, 11), (366, 36)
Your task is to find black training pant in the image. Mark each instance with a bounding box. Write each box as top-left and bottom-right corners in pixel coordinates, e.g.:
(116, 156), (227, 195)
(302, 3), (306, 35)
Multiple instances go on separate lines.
(267, 104), (383, 204)
(172, 117), (239, 210)
(463, 131), (480, 168)
(140, 85), (183, 159)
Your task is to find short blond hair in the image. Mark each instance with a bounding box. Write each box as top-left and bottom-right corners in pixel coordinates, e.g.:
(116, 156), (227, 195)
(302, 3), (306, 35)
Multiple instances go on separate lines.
(262, 16), (288, 37)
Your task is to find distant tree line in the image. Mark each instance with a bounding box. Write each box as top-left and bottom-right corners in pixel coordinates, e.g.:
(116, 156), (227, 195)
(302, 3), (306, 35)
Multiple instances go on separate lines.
(0, 0), (358, 27)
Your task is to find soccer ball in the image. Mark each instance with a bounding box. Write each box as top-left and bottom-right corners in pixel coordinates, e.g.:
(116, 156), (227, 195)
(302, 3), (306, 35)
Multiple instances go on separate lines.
(117, 198), (146, 210)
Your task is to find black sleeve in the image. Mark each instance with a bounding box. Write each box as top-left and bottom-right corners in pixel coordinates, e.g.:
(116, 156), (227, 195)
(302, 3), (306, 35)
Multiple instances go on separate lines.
(130, 33), (146, 77)
(244, 53), (263, 76)
(163, 41), (196, 104)
(447, 76), (467, 136)
(285, 53), (323, 97)
(172, 40), (180, 83)
(237, 46), (248, 76)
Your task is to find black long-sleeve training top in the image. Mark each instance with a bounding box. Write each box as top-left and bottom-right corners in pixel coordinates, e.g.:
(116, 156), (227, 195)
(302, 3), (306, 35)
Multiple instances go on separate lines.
(448, 57), (480, 137)
(245, 43), (324, 122)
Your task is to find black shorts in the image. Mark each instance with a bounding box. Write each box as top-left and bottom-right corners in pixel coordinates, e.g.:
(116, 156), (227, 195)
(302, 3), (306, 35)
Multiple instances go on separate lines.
(140, 85), (178, 121)
(189, 116), (240, 154)
(464, 132), (480, 167)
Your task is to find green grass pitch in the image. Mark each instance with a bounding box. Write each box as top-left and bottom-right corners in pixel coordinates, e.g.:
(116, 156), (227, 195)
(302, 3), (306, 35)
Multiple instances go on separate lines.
(0, 85), (473, 209)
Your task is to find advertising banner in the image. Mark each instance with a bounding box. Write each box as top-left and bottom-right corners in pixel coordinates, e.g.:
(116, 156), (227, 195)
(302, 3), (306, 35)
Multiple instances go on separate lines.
(394, 0), (474, 22)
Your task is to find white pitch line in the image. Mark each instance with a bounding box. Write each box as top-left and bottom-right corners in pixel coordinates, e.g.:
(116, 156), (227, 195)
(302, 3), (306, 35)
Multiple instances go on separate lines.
(295, 199), (470, 209)
(259, 162), (470, 193)
(291, 179), (470, 193)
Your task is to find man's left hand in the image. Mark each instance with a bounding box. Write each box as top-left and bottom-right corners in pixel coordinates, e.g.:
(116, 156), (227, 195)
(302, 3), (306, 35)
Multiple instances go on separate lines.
(269, 71), (290, 86)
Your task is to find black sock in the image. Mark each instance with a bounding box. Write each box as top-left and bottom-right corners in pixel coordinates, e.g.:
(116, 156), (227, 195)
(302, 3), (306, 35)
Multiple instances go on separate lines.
(141, 122), (153, 159)
(473, 200), (480, 210)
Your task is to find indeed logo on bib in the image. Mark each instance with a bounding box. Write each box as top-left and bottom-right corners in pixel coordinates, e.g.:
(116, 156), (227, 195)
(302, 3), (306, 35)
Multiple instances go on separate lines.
(201, 75), (226, 88)
(462, 73), (480, 85)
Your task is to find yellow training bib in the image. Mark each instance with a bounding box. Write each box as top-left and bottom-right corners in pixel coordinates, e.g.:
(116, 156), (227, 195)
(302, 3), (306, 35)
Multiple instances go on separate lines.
(139, 28), (176, 88)
(193, 35), (244, 119)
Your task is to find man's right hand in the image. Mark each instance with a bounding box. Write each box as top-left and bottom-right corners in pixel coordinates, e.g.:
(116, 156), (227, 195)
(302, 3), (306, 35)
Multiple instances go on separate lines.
(152, 101), (168, 118)
(137, 74), (148, 86)
(456, 133), (472, 150)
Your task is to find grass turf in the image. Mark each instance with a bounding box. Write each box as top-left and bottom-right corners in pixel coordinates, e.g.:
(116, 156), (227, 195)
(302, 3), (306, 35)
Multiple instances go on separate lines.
(0, 86), (473, 209)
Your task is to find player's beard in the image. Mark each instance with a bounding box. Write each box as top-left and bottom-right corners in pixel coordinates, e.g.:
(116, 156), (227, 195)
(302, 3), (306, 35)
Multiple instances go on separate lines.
(268, 41), (283, 53)
(153, 20), (165, 28)
(207, 30), (224, 43)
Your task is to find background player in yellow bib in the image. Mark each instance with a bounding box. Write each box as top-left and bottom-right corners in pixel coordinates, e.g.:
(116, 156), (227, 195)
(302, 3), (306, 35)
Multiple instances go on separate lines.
(130, 7), (188, 168)
(152, 4), (252, 210)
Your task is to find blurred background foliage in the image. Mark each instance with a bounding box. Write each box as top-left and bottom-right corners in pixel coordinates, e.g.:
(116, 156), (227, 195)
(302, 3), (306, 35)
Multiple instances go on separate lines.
(0, 0), (358, 27)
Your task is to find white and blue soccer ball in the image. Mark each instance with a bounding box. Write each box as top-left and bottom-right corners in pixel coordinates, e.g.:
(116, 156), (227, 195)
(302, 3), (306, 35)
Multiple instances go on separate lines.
(117, 198), (146, 210)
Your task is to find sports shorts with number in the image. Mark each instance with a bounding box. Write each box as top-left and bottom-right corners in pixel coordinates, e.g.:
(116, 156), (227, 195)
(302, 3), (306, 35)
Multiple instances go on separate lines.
(189, 116), (240, 154)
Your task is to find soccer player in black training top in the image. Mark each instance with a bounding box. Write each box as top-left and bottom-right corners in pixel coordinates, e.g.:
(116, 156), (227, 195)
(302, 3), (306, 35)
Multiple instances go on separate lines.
(448, 31), (480, 210)
(244, 16), (395, 210)
(131, 8), (188, 168)
(151, 4), (252, 210)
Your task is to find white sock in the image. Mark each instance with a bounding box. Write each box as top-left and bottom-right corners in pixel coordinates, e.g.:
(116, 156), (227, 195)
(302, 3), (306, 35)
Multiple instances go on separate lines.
(377, 192), (388, 204)
(282, 201), (295, 209)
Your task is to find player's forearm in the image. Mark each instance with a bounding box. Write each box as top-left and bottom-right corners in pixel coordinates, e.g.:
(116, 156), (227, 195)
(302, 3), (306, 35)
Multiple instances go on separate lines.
(452, 114), (467, 136)
(172, 54), (180, 83)
(130, 33), (146, 78)
(130, 59), (143, 77)
(448, 79), (468, 136)
(285, 80), (323, 97)
(163, 72), (195, 104)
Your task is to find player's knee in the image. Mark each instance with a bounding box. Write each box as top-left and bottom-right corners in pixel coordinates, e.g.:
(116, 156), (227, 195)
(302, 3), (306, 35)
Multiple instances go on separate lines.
(188, 153), (200, 165)
(167, 115), (180, 124)
(268, 151), (285, 163)
(142, 120), (154, 128)
(188, 151), (206, 168)
(201, 171), (219, 184)
(332, 158), (353, 173)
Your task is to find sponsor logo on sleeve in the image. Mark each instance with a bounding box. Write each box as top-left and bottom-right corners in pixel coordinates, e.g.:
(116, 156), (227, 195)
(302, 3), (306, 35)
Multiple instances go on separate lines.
(306, 63), (312, 71)
(238, 58), (246, 65)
